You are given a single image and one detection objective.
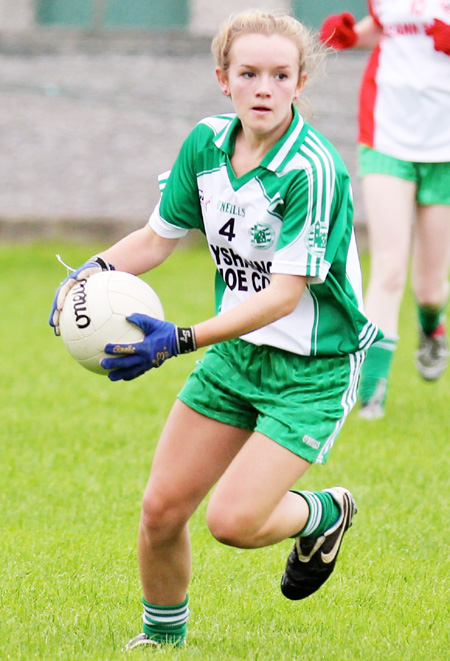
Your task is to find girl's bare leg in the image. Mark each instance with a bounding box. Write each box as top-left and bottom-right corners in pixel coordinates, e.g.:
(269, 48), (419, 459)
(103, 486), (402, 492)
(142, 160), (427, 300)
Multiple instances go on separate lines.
(138, 399), (251, 604)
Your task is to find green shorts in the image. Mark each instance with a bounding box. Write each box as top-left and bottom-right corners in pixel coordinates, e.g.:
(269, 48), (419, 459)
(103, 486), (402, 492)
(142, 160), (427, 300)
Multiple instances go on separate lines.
(178, 339), (364, 465)
(358, 145), (450, 206)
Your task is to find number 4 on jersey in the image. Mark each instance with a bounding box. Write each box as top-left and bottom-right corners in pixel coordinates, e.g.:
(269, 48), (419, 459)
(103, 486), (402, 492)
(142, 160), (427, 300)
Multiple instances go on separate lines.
(218, 218), (236, 242)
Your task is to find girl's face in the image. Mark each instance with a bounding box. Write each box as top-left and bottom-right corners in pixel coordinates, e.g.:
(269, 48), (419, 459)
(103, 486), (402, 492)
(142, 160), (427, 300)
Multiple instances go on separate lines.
(217, 32), (306, 142)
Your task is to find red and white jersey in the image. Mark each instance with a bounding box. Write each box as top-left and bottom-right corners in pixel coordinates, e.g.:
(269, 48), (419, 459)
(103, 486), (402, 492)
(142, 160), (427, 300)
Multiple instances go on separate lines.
(359, 0), (450, 161)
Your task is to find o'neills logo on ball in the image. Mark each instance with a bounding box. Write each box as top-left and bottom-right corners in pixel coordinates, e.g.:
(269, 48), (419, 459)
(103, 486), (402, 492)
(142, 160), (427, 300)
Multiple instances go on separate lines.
(71, 279), (91, 329)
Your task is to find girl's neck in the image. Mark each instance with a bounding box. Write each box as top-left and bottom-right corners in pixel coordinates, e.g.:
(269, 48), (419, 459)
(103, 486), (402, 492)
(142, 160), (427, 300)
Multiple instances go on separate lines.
(230, 127), (277, 177)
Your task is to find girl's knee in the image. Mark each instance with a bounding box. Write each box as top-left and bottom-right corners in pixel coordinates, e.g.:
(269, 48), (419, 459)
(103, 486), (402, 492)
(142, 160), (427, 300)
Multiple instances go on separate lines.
(372, 261), (407, 294)
(206, 500), (256, 547)
(140, 489), (189, 539)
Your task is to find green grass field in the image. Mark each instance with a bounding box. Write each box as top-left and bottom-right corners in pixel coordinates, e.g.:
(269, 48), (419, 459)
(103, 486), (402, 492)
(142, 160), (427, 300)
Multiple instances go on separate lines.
(0, 241), (449, 660)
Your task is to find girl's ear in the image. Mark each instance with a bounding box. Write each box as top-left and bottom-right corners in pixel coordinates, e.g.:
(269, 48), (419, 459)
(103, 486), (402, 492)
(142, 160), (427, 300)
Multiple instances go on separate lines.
(293, 72), (307, 101)
(216, 67), (231, 96)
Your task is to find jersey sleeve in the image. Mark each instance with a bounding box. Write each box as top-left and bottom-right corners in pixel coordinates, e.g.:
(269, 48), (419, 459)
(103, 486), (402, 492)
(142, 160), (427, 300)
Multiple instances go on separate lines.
(368, 0), (382, 28)
(271, 154), (353, 284)
(149, 125), (205, 238)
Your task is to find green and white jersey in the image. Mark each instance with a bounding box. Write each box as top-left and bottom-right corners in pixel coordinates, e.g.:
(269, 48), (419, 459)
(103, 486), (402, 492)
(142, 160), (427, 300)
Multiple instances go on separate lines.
(149, 106), (381, 356)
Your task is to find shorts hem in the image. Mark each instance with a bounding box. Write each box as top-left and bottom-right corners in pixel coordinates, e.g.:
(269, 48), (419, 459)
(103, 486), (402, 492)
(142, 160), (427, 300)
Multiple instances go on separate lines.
(177, 393), (254, 431)
(358, 145), (450, 204)
(178, 392), (328, 463)
(254, 424), (329, 465)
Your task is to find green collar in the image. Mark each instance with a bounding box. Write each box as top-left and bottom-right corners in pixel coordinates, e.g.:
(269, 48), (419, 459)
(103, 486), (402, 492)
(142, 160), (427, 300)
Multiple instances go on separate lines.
(213, 105), (307, 173)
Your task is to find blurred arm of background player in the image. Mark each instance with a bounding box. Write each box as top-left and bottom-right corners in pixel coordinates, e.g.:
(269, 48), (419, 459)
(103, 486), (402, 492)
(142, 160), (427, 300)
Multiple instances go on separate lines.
(353, 16), (383, 49)
(319, 13), (382, 51)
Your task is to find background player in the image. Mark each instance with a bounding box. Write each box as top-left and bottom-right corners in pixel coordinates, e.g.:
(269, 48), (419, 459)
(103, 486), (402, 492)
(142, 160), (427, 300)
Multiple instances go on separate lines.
(320, 0), (450, 419)
(50, 11), (381, 649)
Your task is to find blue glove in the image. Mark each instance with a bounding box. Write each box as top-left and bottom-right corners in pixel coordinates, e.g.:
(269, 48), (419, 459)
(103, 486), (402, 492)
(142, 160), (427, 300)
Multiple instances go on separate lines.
(49, 256), (114, 336)
(102, 313), (197, 381)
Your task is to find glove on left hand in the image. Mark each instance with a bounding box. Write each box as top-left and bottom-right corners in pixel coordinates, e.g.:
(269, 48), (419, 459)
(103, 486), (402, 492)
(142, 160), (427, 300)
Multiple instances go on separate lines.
(102, 313), (196, 381)
(425, 19), (450, 56)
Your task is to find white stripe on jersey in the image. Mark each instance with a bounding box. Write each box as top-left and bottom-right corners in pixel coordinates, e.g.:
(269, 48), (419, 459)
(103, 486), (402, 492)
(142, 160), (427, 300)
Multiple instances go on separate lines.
(305, 132), (336, 235)
(280, 130), (336, 277)
(302, 135), (334, 235)
(200, 114), (235, 138)
(210, 116), (236, 147)
(308, 286), (320, 355)
(157, 170), (171, 193)
(359, 321), (379, 350)
(265, 114), (305, 171)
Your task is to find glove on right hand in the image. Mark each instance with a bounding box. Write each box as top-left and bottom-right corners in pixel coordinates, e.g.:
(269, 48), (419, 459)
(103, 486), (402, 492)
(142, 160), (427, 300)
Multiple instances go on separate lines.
(102, 313), (197, 381)
(49, 256), (114, 336)
(319, 12), (358, 50)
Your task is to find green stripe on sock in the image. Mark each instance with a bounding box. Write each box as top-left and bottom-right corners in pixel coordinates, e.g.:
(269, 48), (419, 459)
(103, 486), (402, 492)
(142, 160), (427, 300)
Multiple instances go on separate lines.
(142, 595), (189, 646)
(417, 303), (446, 335)
(291, 490), (340, 538)
(298, 491), (322, 536)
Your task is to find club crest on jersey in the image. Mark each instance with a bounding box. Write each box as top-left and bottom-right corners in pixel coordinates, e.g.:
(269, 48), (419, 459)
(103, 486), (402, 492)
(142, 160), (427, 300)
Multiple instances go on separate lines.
(442, 0), (450, 14)
(307, 223), (327, 257)
(249, 223), (275, 250)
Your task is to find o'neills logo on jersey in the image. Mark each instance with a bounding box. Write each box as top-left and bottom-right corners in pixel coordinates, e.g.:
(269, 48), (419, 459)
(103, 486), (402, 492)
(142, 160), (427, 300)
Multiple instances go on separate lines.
(250, 223), (275, 250)
(442, 1), (450, 14)
(217, 201), (246, 217)
(199, 189), (212, 212)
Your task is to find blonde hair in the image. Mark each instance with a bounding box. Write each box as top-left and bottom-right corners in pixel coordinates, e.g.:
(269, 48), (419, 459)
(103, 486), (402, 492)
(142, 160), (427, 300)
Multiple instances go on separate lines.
(211, 10), (323, 81)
